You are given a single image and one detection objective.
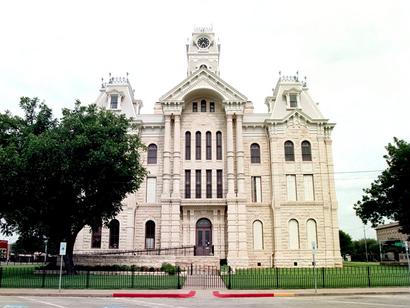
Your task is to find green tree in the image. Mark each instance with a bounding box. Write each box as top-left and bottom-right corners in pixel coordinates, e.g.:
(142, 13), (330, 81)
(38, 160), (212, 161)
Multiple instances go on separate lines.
(0, 97), (147, 272)
(339, 230), (354, 257)
(12, 233), (46, 255)
(351, 239), (380, 262)
(354, 138), (410, 239)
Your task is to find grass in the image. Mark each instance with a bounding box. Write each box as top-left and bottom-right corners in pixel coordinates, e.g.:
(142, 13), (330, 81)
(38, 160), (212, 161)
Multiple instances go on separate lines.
(0, 267), (181, 289)
(343, 261), (381, 267)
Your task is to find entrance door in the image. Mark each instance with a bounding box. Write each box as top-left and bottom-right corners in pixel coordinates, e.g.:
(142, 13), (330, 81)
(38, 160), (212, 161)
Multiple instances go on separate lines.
(196, 218), (212, 256)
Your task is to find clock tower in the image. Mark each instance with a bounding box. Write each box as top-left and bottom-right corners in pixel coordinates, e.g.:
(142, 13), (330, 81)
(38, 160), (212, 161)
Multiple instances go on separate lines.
(186, 26), (221, 76)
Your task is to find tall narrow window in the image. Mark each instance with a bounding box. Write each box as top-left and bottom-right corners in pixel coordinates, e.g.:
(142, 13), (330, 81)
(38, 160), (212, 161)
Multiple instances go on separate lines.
(185, 131), (191, 160)
(110, 94), (118, 109)
(145, 220), (155, 249)
(185, 170), (191, 198)
(216, 131), (222, 160)
(146, 177), (157, 203)
(307, 219), (318, 249)
(301, 141), (312, 161)
(91, 225), (102, 249)
(195, 131), (201, 160)
(251, 176), (262, 203)
(147, 144), (157, 164)
(192, 102), (198, 112)
(253, 220), (264, 250)
(206, 131), (212, 160)
(109, 219), (119, 249)
(287, 175), (297, 201)
(250, 143), (261, 163)
(210, 102), (215, 112)
(284, 141), (295, 161)
(201, 100), (206, 112)
(217, 169), (223, 198)
(206, 170), (212, 198)
(288, 219), (300, 249)
(303, 175), (314, 201)
(289, 94), (298, 108)
(195, 170), (201, 198)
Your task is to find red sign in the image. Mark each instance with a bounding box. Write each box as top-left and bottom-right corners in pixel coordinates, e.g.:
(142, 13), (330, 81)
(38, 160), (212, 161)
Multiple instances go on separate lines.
(0, 240), (8, 258)
(0, 240), (8, 249)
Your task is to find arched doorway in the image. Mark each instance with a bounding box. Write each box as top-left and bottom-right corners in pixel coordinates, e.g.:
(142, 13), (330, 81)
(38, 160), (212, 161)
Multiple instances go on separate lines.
(196, 218), (212, 256)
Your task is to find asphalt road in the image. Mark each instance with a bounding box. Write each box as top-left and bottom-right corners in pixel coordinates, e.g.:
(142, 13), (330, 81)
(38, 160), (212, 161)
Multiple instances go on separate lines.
(0, 294), (410, 308)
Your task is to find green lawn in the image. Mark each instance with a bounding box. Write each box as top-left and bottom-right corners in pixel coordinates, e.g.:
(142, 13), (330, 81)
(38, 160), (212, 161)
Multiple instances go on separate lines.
(0, 267), (181, 289)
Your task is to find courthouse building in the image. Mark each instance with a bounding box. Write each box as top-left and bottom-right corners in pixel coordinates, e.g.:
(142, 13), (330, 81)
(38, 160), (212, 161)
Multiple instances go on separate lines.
(74, 27), (342, 268)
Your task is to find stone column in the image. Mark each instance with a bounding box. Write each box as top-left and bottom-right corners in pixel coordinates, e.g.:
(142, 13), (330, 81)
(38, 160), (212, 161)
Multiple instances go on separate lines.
(162, 115), (171, 198)
(172, 115), (181, 198)
(226, 114), (235, 198)
(235, 115), (245, 196)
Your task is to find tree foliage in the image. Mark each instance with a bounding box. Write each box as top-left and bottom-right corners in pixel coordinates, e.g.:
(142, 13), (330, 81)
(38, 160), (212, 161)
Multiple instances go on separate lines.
(354, 138), (410, 239)
(339, 230), (353, 257)
(0, 97), (147, 272)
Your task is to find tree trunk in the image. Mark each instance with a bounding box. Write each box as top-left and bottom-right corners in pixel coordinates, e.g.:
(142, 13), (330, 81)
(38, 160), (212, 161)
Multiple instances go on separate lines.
(63, 236), (77, 274)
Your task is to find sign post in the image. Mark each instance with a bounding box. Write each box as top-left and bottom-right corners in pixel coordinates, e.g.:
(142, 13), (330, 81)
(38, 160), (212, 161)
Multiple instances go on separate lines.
(58, 242), (66, 292)
(405, 241), (410, 274)
(312, 241), (317, 294)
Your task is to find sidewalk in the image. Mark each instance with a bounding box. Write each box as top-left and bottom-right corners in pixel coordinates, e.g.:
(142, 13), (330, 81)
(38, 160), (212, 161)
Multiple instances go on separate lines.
(0, 287), (410, 298)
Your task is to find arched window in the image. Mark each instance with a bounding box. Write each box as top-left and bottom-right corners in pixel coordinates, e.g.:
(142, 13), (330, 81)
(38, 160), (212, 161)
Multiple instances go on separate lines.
(185, 132), (191, 160)
(145, 220), (155, 249)
(250, 143), (261, 163)
(302, 141), (312, 161)
(253, 220), (264, 250)
(307, 219), (318, 249)
(147, 144), (157, 164)
(216, 131), (222, 160)
(206, 131), (212, 160)
(195, 131), (201, 160)
(91, 225), (102, 249)
(109, 219), (120, 249)
(288, 219), (300, 249)
(284, 141), (295, 161)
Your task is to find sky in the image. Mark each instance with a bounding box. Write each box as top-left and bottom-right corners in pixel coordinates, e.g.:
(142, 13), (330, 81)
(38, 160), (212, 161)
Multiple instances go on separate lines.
(1, 0), (410, 242)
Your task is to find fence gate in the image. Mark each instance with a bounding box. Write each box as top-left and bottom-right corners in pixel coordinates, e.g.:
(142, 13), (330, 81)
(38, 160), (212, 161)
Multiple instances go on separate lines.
(181, 265), (226, 289)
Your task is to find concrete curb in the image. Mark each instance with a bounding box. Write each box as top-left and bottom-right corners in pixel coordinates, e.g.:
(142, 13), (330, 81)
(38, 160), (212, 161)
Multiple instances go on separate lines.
(113, 290), (196, 298)
(213, 291), (295, 298)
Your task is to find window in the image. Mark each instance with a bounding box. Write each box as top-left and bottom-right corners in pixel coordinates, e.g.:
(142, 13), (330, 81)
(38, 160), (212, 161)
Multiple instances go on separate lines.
(192, 102), (198, 112)
(288, 219), (300, 249)
(195, 170), (201, 198)
(108, 219), (119, 249)
(289, 94), (298, 108)
(185, 132), (191, 160)
(146, 177), (157, 203)
(253, 220), (264, 250)
(251, 176), (262, 203)
(287, 175), (297, 201)
(303, 175), (314, 201)
(110, 94), (118, 109)
(201, 100), (206, 112)
(210, 102), (215, 112)
(195, 131), (201, 160)
(284, 141), (295, 161)
(91, 225), (102, 249)
(185, 170), (191, 198)
(206, 132), (212, 160)
(206, 170), (212, 198)
(216, 131), (222, 160)
(250, 143), (261, 163)
(302, 141), (312, 161)
(145, 220), (155, 249)
(217, 169), (223, 198)
(147, 144), (157, 164)
(307, 219), (318, 249)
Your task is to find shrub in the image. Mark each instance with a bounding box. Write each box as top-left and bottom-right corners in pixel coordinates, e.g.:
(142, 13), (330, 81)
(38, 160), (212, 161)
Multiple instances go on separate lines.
(160, 263), (176, 275)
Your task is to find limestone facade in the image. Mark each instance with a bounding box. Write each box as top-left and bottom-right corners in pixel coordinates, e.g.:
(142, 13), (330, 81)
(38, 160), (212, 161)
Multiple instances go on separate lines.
(74, 27), (342, 268)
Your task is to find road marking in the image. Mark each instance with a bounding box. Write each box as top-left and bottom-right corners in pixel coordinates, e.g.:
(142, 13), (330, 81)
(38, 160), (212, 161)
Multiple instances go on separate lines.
(116, 298), (188, 308)
(17, 297), (66, 308)
(321, 299), (410, 307)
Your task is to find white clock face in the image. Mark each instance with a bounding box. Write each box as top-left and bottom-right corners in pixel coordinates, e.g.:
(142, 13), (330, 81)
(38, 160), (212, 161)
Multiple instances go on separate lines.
(197, 37), (210, 49)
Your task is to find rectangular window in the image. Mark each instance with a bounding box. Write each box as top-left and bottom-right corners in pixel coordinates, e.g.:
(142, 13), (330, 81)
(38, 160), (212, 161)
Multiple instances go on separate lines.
(192, 102), (198, 112)
(251, 176), (262, 203)
(289, 94), (298, 108)
(195, 170), (201, 198)
(210, 102), (215, 112)
(286, 175), (297, 201)
(195, 132), (201, 160)
(110, 95), (118, 109)
(206, 170), (212, 198)
(146, 177), (157, 203)
(216, 132), (222, 160)
(217, 169), (223, 198)
(185, 170), (191, 198)
(303, 175), (315, 201)
(201, 101), (206, 112)
(206, 132), (212, 160)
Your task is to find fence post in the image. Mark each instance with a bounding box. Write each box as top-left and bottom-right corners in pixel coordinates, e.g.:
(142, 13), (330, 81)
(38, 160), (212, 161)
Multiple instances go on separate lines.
(86, 270), (90, 289)
(131, 268), (135, 289)
(177, 266), (181, 289)
(322, 267), (325, 288)
(0, 267), (3, 288)
(367, 266), (371, 287)
(276, 268), (279, 288)
(228, 266), (232, 289)
(41, 269), (46, 288)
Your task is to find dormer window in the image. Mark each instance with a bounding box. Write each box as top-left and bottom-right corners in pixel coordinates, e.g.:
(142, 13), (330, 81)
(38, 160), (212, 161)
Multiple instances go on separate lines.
(289, 94), (298, 108)
(284, 91), (300, 109)
(110, 94), (119, 109)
